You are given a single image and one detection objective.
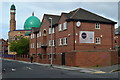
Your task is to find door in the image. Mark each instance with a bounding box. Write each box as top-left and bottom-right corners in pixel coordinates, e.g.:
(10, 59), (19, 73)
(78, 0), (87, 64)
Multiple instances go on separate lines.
(61, 53), (65, 65)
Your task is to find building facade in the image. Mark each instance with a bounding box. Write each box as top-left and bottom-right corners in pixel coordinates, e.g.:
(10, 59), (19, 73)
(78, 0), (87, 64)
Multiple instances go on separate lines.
(0, 39), (8, 54)
(29, 8), (118, 67)
(8, 4), (41, 55)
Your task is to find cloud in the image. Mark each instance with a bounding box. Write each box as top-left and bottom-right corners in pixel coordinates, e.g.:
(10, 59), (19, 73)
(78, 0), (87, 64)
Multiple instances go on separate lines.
(1, 2), (119, 39)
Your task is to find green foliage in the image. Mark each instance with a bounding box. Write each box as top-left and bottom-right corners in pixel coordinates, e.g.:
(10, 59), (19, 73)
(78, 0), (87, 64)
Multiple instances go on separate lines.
(10, 36), (29, 55)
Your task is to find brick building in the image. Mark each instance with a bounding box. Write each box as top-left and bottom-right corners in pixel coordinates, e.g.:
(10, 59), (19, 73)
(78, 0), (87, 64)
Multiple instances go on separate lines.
(29, 8), (118, 67)
(115, 27), (120, 46)
(8, 4), (41, 54)
(0, 39), (8, 54)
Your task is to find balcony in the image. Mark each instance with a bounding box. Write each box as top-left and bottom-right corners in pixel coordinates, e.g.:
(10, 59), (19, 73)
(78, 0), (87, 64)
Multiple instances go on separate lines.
(41, 44), (47, 48)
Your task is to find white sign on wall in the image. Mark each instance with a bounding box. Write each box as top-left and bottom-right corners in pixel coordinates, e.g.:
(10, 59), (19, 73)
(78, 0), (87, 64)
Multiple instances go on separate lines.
(80, 31), (94, 43)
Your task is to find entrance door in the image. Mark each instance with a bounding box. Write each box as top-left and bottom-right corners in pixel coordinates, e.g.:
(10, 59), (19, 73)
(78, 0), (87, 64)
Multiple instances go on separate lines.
(61, 53), (65, 65)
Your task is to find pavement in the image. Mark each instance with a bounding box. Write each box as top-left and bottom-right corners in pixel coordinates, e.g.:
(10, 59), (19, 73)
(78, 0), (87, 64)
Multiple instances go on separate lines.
(2, 58), (120, 74)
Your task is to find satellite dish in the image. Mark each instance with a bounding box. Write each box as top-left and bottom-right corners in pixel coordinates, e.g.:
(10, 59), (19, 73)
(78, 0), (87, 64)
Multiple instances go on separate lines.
(76, 21), (81, 27)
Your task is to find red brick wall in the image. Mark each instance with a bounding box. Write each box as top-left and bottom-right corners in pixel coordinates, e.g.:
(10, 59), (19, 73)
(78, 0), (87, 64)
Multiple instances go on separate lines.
(76, 51), (118, 67)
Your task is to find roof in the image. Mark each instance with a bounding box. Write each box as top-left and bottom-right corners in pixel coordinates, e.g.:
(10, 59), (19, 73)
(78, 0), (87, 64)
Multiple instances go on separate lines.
(24, 15), (41, 30)
(64, 8), (117, 24)
(10, 4), (16, 10)
(44, 14), (60, 25)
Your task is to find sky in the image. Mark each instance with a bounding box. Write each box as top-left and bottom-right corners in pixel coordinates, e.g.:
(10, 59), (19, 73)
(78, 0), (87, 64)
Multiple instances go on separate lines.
(0, 1), (119, 40)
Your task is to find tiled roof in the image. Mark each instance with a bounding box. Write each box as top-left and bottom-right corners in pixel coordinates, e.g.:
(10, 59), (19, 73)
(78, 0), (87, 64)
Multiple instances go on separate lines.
(65, 8), (116, 24)
(44, 14), (60, 25)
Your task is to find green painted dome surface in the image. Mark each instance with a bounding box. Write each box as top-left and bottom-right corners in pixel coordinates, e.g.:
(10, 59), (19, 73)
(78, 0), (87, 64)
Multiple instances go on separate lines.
(24, 16), (41, 30)
(10, 4), (16, 10)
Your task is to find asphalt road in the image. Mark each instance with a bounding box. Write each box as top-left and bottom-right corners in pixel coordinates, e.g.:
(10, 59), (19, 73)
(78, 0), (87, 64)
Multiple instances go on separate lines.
(2, 59), (120, 79)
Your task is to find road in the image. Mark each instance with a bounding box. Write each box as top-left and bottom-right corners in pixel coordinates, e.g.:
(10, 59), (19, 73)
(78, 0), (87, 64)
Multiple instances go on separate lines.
(2, 59), (120, 79)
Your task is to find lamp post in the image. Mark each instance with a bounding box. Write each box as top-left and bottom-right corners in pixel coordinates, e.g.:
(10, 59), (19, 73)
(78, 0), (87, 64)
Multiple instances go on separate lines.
(49, 17), (53, 67)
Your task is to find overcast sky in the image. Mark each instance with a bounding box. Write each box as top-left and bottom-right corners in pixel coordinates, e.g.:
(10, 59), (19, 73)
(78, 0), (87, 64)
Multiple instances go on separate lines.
(1, 1), (119, 40)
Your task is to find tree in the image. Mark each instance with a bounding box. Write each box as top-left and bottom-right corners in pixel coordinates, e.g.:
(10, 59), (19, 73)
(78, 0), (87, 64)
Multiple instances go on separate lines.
(10, 36), (29, 55)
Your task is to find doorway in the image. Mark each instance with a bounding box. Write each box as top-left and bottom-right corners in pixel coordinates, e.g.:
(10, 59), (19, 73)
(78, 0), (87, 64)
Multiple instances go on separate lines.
(61, 53), (65, 65)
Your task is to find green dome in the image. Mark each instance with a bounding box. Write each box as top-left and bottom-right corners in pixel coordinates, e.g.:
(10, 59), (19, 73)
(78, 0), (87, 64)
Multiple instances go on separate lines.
(24, 15), (41, 30)
(10, 4), (16, 10)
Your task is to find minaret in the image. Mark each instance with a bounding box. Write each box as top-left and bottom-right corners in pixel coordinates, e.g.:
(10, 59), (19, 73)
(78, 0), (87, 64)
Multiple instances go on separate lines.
(10, 4), (16, 31)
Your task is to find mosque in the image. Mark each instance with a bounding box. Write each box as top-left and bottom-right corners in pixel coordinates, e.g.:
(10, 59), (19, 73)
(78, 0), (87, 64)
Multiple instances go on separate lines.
(8, 4), (119, 67)
(8, 4), (41, 54)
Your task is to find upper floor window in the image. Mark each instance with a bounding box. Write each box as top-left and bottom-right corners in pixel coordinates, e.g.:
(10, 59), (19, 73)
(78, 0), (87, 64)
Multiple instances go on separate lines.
(59, 24), (62, 31)
(96, 37), (101, 44)
(31, 34), (32, 39)
(49, 40), (52, 46)
(39, 31), (41, 37)
(33, 43), (35, 48)
(37, 33), (39, 38)
(37, 43), (39, 48)
(49, 28), (55, 34)
(63, 22), (67, 30)
(59, 38), (63, 46)
(95, 23), (100, 29)
(63, 37), (68, 45)
(49, 40), (55, 46)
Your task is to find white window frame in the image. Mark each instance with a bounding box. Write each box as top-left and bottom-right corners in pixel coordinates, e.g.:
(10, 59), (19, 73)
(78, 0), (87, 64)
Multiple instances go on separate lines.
(39, 31), (41, 37)
(31, 43), (32, 48)
(63, 22), (67, 30)
(49, 40), (52, 46)
(52, 28), (55, 33)
(31, 34), (33, 39)
(33, 34), (35, 38)
(59, 38), (62, 46)
(95, 23), (100, 29)
(37, 33), (39, 38)
(37, 43), (39, 48)
(58, 24), (62, 31)
(49, 28), (55, 34)
(63, 37), (68, 45)
(39, 42), (41, 48)
(33, 43), (34, 48)
(49, 28), (51, 34)
(52, 40), (55, 46)
(96, 37), (101, 44)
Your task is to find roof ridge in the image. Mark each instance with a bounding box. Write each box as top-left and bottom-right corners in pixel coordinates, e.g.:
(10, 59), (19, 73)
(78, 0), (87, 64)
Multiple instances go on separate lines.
(70, 8), (80, 18)
(44, 14), (60, 17)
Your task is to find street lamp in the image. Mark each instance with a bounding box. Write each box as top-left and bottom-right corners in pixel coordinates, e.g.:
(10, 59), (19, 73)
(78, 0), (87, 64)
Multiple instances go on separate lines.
(49, 17), (53, 67)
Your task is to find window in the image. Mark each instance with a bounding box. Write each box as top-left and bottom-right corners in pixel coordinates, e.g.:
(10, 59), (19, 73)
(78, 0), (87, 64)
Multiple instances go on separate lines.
(49, 28), (51, 34)
(96, 37), (101, 44)
(63, 37), (68, 45)
(31, 34), (33, 39)
(52, 28), (55, 33)
(49, 54), (52, 59)
(39, 31), (41, 37)
(49, 40), (52, 46)
(49, 40), (54, 46)
(37, 33), (39, 38)
(52, 40), (55, 46)
(30, 43), (32, 48)
(33, 34), (34, 38)
(39, 42), (41, 48)
(63, 22), (67, 30)
(59, 24), (62, 31)
(95, 23), (100, 29)
(59, 38), (63, 46)
(32, 43), (34, 48)
(37, 43), (39, 48)
(49, 28), (55, 34)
